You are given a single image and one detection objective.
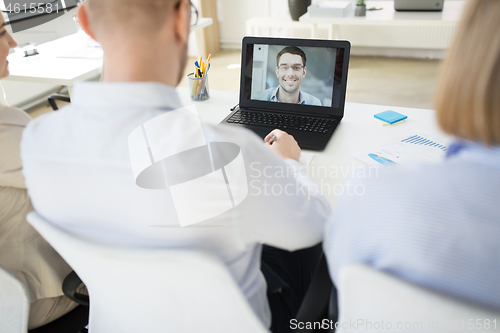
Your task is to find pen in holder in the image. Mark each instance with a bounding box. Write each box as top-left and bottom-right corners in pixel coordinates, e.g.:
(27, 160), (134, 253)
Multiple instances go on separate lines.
(187, 73), (209, 101)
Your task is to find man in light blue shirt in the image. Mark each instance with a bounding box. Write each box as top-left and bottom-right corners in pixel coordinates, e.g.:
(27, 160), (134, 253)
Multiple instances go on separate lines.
(255, 86), (322, 106)
(253, 46), (322, 106)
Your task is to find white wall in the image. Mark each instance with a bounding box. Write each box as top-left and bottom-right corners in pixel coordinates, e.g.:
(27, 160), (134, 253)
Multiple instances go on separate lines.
(218, 0), (355, 49)
(218, 0), (280, 50)
(218, 0), (462, 58)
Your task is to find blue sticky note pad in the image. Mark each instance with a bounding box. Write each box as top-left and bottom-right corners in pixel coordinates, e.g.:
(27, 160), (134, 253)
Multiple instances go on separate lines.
(374, 110), (407, 124)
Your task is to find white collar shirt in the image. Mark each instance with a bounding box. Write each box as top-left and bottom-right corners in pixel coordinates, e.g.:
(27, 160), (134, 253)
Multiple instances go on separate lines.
(21, 81), (331, 327)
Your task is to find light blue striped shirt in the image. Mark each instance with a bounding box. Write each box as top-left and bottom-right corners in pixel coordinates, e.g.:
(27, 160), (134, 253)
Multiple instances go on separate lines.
(324, 141), (500, 309)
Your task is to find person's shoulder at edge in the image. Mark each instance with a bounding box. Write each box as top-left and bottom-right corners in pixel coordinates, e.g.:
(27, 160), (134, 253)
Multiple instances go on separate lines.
(0, 105), (31, 126)
(325, 159), (469, 229)
(328, 141), (500, 223)
(324, 151), (500, 305)
(324, 161), (431, 220)
(322, 163), (426, 280)
(323, 152), (498, 275)
(0, 106), (32, 188)
(0, 106), (31, 143)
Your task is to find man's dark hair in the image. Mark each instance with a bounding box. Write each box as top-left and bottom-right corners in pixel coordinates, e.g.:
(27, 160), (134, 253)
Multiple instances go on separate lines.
(276, 46), (307, 67)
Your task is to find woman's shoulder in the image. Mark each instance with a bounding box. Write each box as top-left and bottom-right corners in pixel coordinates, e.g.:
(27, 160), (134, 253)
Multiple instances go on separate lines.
(0, 106), (31, 147)
(0, 105), (31, 127)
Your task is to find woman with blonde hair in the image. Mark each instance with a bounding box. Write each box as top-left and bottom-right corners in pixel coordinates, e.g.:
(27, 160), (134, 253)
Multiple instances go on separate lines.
(324, 0), (500, 310)
(0, 15), (82, 329)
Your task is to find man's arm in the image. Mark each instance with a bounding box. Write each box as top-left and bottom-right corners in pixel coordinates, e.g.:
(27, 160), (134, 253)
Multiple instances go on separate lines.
(235, 128), (331, 251)
(199, 123), (331, 250)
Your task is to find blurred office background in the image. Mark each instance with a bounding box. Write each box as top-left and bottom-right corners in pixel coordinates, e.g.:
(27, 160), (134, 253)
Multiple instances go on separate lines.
(4, 0), (466, 117)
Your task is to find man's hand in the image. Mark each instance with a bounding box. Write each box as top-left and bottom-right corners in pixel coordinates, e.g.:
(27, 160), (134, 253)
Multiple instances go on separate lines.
(264, 129), (301, 161)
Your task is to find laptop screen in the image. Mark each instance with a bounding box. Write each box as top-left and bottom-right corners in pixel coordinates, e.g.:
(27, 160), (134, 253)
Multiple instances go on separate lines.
(239, 37), (350, 117)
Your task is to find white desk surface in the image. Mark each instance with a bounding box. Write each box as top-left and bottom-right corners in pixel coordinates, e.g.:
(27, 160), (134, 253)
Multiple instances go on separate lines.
(300, 1), (465, 25)
(6, 32), (103, 86)
(5, 18), (213, 89)
(176, 88), (449, 206)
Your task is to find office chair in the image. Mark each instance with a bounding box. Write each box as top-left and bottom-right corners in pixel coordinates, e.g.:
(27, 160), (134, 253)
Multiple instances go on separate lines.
(336, 264), (500, 332)
(294, 254), (336, 333)
(0, 264), (89, 333)
(26, 212), (269, 333)
(48, 94), (70, 111)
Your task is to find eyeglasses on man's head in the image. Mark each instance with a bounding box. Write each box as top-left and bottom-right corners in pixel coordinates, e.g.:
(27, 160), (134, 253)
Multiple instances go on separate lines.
(278, 65), (305, 72)
(190, 1), (199, 27)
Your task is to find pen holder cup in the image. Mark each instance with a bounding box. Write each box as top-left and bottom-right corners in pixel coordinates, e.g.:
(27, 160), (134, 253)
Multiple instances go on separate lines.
(187, 73), (210, 101)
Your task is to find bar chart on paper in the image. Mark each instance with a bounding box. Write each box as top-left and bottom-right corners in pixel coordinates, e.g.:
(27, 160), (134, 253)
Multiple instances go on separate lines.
(400, 134), (448, 152)
(354, 131), (450, 166)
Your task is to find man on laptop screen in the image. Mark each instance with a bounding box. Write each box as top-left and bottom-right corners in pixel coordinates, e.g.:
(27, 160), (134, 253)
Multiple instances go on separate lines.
(222, 37), (350, 151)
(253, 46), (322, 106)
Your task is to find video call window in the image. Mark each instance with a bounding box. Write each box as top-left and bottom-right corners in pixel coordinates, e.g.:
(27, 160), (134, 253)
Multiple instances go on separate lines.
(249, 44), (342, 108)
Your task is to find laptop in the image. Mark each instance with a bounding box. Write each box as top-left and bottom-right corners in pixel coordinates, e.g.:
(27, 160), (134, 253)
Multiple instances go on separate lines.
(394, 0), (444, 11)
(221, 37), (351, 151)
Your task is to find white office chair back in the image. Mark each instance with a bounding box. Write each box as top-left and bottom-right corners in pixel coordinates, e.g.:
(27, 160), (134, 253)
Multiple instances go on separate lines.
(337, 264), (500, 333)
(0, 264), (30, 333)
(27, 212), (268, 333)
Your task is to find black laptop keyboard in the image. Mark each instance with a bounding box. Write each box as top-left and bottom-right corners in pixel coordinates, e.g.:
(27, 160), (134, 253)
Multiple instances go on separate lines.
(226, 110), (335, 134)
